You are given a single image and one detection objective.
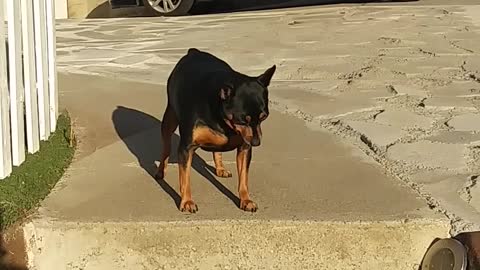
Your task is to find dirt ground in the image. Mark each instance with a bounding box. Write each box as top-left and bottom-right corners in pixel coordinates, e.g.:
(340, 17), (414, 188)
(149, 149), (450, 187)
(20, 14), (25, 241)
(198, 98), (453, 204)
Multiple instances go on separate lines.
(1, 226), (27, 270)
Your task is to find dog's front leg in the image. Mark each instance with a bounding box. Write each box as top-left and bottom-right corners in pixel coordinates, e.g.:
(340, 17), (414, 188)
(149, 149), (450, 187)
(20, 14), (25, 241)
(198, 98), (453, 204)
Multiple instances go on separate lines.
(236, 147), (257, 212)
(178, 145), (198, 213)
(213, 152), (233, 178)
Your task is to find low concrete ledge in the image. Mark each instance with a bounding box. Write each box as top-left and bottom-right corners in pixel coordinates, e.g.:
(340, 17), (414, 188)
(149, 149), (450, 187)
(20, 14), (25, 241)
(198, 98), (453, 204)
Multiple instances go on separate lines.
(66, 0), (147, 19)
(67, 0), (109, 19)
(23, 219), (449, 270)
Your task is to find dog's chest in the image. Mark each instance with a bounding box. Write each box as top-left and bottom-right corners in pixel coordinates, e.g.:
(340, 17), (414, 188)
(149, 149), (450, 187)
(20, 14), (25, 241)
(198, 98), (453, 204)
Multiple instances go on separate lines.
(192, 126), (243, 151)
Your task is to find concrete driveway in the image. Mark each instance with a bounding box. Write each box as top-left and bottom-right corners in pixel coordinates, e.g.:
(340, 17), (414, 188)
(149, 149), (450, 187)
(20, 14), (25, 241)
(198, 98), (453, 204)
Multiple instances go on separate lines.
(23, 2), (480, 269)
(56, 1), (480, 228)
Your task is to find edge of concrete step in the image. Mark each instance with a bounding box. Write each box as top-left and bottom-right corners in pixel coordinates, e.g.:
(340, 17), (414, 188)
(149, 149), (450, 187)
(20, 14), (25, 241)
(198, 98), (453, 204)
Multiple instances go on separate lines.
(23, 218), (450, 270)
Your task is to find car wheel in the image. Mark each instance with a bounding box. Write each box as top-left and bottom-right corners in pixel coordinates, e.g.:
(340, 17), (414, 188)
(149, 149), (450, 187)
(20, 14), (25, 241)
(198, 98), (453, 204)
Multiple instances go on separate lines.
(142, 0), (194, 16)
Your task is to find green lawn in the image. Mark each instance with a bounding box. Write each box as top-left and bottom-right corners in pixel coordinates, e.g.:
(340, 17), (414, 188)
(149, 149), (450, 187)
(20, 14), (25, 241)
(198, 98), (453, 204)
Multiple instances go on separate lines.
(0, 113), (75, 230)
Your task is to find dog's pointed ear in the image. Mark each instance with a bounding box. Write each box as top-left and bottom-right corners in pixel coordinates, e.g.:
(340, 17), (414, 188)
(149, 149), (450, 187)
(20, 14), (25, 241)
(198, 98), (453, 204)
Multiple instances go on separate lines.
(219, 83), (234, 100)
(257, 65), (276, 87)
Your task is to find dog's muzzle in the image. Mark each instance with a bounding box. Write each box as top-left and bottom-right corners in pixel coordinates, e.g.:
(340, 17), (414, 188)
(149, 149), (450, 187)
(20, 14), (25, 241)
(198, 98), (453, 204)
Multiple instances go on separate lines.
(251, 135), (261, 147)
(224, 118), (262, 147)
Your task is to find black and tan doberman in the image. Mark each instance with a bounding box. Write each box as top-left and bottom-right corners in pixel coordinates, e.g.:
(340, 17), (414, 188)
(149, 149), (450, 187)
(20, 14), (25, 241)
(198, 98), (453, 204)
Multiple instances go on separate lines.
(155, 48), (276, 213)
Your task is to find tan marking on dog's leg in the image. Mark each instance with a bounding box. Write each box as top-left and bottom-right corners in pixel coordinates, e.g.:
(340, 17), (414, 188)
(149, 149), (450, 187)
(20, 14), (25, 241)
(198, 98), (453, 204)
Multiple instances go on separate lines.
(236, 148), (257, 212)
(213, 152), (232, 178)
(178, 147), (197, 213)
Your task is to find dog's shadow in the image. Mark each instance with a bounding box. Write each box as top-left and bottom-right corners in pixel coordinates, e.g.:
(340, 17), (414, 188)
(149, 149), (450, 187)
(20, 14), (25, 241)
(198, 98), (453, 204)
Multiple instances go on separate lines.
(112, 106), (240, 209)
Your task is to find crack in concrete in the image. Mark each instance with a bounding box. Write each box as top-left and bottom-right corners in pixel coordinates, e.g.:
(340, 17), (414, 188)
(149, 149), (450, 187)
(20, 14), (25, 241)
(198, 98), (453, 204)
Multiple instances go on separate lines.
(442, 34), (475, 54)
(450, 40), (474, 54)
(470, 88), (480, 94)
(462, 175), (479, 203)
(337, 55), (384, 85)
(391, 70), (407, 77)
(338, 65), (374, 81)
(418, 98), (427, 108)
(385, 85), (398, 95)
(372, 109), (386, 121)
(467, 73), (480, 83)
(467, 145), (480, 174)
(359, 134), (380, 154)
(378, 37), (401, 45)
(460, 60), (480, 83)
(417, 48), (437, 57)
(415, 76), (451, 88)
(383, 95), (428, 111)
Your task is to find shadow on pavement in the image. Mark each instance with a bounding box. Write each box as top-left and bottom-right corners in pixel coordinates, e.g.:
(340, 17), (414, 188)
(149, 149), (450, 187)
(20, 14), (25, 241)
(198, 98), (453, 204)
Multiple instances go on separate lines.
(190, 0), (417, 16)
(87, 1), (151, 18)
(86, 0), (418, 18)
(112, 106), (240, 209)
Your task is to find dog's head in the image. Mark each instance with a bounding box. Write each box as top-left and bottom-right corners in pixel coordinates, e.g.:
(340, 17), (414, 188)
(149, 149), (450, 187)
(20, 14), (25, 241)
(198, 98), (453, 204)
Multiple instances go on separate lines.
(218, 65), (276, 147)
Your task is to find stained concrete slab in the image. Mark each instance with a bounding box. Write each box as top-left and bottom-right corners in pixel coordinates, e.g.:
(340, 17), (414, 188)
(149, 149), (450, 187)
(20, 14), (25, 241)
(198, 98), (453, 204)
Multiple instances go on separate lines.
(447, 113), (480, 131)
(269, 82), (390, 118)
(424, 96), (475, 110)
(409, 171), (480, 231)
(386, 141), (468, 171)
(426, 131), (480, 144)
(345, 120), (406, 148)
(374, 110), (435, 129)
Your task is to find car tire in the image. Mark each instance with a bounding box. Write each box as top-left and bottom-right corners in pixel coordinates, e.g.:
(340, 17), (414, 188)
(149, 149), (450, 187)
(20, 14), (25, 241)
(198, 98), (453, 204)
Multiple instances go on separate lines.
(142, 0), (194, 16)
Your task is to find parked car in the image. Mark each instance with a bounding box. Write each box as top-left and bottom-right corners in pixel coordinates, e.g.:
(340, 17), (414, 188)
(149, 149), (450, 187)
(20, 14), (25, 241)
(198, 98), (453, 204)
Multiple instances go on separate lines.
(109, 0), (196, 16)
(109, 0), (397, 18)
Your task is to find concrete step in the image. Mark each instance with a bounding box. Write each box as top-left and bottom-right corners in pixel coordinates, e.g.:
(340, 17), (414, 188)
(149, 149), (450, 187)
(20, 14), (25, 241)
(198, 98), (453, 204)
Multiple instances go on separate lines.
(23, 219), (449, 270)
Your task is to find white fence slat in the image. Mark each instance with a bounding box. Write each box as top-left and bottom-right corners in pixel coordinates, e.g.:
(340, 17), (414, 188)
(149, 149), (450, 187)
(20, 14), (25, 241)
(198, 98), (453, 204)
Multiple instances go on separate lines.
(46, 0), (58, 132)
(33, 0), (51, 141)
(7, 0), (26, 166)
(0, 4), (13, 179)
(55, 0), (68, 19)
(21, 0), (40, 154)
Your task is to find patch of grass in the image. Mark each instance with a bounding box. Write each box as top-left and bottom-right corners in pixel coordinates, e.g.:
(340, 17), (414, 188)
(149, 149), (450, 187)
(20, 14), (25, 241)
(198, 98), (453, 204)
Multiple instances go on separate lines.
(0, 113), (75, 230)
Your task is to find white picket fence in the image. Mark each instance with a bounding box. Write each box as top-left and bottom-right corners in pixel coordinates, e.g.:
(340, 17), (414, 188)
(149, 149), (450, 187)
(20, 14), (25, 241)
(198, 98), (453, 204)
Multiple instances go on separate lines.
(0, 0), (58, 179)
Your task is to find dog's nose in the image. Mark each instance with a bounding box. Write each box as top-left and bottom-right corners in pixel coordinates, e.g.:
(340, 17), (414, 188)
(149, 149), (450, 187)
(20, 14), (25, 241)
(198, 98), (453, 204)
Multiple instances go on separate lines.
(251, 136), (261, 147)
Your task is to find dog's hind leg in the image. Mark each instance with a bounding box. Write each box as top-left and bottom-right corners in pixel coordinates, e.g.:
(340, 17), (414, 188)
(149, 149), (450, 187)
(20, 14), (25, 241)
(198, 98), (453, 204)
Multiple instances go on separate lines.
(212, 152), (232, 178)
(178, 143), (198, 213)
(155, 104), (178, 180)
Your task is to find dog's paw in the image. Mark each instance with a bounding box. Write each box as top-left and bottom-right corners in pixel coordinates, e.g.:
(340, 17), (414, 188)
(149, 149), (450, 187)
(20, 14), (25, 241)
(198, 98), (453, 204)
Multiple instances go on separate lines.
(240, 200), (258, 212)
(215, 168), (233, 178)
(180, 200), (198, 213)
